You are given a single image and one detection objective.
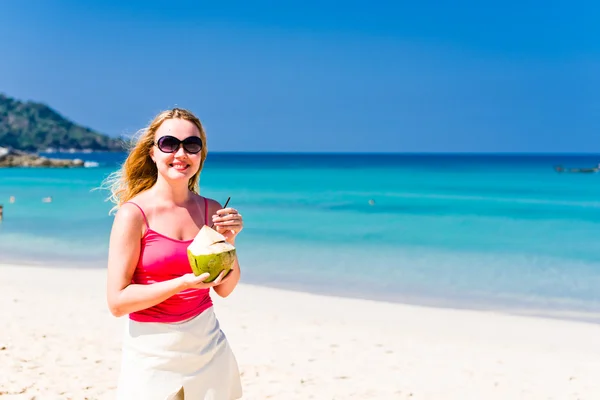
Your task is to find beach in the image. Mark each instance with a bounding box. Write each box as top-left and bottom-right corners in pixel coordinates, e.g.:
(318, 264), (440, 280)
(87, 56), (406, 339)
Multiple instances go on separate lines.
(2, 263), (600, 400)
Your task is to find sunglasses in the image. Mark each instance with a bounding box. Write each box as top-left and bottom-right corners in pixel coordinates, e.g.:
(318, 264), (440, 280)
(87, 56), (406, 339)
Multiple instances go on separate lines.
(155, 135), (203, 154)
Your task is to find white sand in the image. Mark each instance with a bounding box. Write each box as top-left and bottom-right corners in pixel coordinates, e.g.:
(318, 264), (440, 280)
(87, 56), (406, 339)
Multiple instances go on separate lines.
(1, 264), (600, 400)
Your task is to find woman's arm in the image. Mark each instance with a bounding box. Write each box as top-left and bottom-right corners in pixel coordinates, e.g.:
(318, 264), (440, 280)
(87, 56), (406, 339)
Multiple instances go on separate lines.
(207, 199), (243, 298)
(106, 205), (189, 317)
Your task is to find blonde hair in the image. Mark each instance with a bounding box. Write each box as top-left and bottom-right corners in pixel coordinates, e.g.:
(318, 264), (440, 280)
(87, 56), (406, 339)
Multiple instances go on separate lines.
(103, 108), (208, 212)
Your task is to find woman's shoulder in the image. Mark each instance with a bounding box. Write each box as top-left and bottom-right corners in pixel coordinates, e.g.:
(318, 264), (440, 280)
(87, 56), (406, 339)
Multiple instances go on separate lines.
(112, 203), (147, 235)
(115, 193), (152, 225)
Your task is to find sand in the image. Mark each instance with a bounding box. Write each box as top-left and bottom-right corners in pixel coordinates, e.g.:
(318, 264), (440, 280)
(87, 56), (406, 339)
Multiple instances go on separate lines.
(2, 263), (600, 399)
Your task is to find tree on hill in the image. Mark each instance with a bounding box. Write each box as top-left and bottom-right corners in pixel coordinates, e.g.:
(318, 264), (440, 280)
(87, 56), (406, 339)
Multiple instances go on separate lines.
(0, 93), (124, 152)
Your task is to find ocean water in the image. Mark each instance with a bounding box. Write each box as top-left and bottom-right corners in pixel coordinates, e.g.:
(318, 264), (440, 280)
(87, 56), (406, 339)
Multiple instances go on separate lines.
(1, 152), (600, 321)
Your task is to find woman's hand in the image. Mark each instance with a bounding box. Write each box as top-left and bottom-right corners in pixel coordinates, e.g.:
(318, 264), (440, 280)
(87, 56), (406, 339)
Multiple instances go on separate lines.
(212, 207), (243, 242)
(179, 268), (235, 290)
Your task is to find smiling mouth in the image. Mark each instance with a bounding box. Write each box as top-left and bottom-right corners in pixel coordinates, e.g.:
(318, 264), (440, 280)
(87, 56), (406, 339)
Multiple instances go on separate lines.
(170, 163), (190, 171)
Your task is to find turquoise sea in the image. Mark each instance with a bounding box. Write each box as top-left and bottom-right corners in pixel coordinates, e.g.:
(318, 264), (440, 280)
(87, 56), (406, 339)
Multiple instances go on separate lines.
(1, 152), (600, 322)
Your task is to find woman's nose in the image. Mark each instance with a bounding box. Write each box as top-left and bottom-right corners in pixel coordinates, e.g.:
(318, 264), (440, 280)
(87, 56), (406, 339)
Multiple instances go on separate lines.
(174, 143), (187, 156)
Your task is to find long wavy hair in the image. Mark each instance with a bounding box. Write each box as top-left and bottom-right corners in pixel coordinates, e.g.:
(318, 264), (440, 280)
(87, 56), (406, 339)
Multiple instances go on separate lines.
(103, 108), (208, 213)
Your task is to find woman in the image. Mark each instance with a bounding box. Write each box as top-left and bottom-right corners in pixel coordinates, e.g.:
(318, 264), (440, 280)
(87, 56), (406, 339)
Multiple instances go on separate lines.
(104, 108), (243, 400)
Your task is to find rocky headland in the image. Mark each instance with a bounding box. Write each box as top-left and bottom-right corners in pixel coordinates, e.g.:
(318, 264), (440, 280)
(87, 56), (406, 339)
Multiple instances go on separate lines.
(0, 147), (85, 168)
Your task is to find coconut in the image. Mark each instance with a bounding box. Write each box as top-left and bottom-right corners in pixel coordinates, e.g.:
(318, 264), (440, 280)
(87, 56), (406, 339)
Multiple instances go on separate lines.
(187, 226), (236, 282)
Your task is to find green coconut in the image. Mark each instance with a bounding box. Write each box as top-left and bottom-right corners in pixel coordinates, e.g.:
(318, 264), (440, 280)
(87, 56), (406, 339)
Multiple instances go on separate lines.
(187, 225), (236, 282)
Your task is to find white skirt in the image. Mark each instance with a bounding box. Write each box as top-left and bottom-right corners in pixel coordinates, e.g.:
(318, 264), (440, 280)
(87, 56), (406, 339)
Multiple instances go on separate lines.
(116, 306), (243, 400)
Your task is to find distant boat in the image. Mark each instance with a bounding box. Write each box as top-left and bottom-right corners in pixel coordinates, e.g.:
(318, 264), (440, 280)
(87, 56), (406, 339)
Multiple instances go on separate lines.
(554, 164), (600, 174)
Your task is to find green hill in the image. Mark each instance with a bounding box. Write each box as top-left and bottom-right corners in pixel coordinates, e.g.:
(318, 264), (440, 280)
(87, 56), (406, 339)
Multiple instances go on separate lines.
(0, 93), (124, 152)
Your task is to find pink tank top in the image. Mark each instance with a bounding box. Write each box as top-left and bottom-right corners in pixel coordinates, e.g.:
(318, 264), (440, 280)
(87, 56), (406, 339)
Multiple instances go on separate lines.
(124, 198), (213, 323)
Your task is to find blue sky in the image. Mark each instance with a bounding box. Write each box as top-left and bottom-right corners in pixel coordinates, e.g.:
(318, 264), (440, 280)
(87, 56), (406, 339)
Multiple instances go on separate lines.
(0, 1), (598, 152)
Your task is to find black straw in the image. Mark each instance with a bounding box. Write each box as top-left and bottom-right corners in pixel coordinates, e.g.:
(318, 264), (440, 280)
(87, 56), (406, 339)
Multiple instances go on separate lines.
(211, 196), (231, 228)
(222, 196), (231, 209)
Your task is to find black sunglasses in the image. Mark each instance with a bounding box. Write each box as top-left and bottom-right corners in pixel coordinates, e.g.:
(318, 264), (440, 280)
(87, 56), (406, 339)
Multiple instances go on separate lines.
(155, 135), (203, 154)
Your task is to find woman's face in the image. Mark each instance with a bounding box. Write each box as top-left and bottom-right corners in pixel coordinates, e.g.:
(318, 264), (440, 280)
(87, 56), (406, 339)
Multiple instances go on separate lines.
(150, 118), (203, 183)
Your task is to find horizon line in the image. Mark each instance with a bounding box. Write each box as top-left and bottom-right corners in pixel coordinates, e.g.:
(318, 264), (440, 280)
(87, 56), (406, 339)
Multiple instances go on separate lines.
(39, 150), (600, 156)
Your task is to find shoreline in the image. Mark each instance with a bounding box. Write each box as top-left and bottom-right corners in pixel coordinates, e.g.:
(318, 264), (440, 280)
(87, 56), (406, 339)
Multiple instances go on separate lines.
(3, 263), (600, 399)
(4, 256), (600, 327)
